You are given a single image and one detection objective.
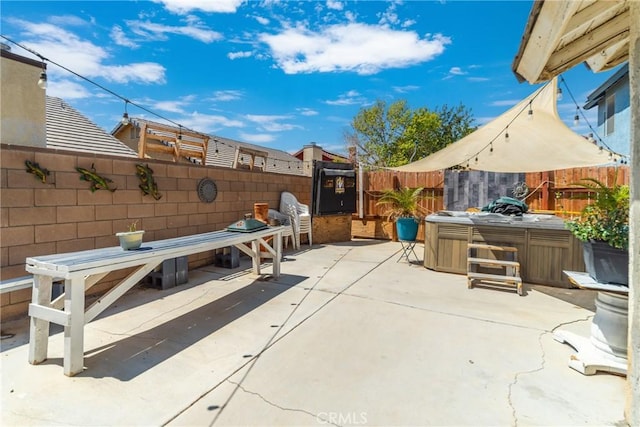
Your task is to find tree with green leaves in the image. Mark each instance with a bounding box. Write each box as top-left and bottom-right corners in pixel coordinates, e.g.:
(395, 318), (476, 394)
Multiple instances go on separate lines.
(345, 100), (476, 167)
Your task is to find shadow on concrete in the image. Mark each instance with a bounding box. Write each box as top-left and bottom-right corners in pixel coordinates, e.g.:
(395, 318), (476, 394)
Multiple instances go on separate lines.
(43, 275), (307, 380)
(531, 284), (596, 312)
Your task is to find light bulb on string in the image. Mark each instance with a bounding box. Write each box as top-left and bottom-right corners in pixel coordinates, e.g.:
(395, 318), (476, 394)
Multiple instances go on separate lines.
(573, 107), (580, 127)
(527, 101), (533, 120)
(37, 61), (47, 89)
(505, 126), (510, 142)
(489, 143), (494, 155)
(214, 138), (219, 154)
(557, 86), (563, 101)
(121, 100), (130, 125)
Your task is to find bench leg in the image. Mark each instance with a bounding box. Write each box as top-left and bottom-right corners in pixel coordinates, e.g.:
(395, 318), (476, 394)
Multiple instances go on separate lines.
(251, 240), (261, 275)
(29, 275), (52, 365)
(273, 232), (282, 277)
(64, 277), (85, 376)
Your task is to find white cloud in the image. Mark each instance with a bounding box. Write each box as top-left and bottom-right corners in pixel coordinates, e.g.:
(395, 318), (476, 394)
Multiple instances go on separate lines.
(467, 76), (490, 82)
(101, 62), (167, 84)
(238, 132), (276, 143)
(46, 78), (93, 99)
(260, 23), (450, 75)
(255, 16), (270, 25)
(110, 25), (139, 48)
(297, 108), (319, 116)
(210, 90), (244, 102)
(178, 112), (244, 133)
(126, 20), (222, 43)
(228, 51), (253, 60)
(325, 90), (365, 106)
(245, 114), (301, 132)
(156, 0), (245, 14)
(449, 67), (466, 76)
(393, 85), (420, 93)
(48, 15), (91, 27)
(489, 99), (520, 107)
(11, 20), (167, 85)
(326, 0), (344, 11)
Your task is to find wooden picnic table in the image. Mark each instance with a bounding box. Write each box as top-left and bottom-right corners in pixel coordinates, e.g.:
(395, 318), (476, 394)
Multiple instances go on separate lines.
(26, 226), (284, 376)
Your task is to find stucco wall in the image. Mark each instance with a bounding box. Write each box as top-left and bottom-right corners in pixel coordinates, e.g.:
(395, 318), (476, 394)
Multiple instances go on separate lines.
(0, 51), (47, 147)
(0, 144), (311, 320)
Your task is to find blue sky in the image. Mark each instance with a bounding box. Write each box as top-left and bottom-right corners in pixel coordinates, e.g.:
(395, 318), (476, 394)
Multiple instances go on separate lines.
(1, 0), (621, 156)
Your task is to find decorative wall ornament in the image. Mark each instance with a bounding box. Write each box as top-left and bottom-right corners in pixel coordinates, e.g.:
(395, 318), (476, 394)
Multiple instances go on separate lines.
(76, 163), (116, 192)
(135, 163), (162, 200)
(25, 160), (50, 183)
(197, 178), (217, 203)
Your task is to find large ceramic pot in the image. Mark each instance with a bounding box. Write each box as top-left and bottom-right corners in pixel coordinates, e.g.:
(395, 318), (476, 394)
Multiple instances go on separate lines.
(396, 217), (419, 241)
(582, 240), (629, 285)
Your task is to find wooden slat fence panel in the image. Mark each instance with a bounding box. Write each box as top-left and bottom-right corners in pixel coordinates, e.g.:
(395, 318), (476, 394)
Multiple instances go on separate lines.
(358, 166), (629, 219)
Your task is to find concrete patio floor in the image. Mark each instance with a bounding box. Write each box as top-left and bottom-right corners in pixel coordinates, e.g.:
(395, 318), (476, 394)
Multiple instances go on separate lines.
(0, 239), (628, 426)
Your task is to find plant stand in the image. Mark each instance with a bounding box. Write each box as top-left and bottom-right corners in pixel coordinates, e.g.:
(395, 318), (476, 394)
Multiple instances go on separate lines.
(398, 240), (419, 263)
(554, 271), (628, 376)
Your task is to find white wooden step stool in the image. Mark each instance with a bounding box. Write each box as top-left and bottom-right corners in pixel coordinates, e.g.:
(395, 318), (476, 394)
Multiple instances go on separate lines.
(467, 243), (523, 296)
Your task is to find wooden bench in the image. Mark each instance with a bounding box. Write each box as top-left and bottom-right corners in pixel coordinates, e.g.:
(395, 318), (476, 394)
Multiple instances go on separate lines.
(26, 226), (284, 376)
(467, 243), (523, 296)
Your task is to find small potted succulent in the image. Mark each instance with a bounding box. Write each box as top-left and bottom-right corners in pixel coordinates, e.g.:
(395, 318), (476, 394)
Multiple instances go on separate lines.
(376, 186), (427, 241)
(116, 220), (145, 250)
(565, 176), (629, 285)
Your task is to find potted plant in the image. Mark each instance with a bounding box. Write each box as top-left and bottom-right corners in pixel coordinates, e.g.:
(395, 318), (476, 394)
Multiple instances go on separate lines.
(116, 220), (145, 250)
(377, 186), (427, 241)
(565, 176), (629, 285)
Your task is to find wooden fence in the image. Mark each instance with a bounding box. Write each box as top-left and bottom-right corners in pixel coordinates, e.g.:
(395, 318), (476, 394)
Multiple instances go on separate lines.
(358, 166), (629, 220)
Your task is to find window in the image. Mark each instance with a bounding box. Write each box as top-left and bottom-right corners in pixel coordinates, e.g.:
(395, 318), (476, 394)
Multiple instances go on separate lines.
(605, 93), (615, 135)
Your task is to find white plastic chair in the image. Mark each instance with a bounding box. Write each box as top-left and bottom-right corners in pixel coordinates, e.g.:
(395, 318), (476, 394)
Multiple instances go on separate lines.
(267, 209), (296, 250)
(280, 192), (312, 248)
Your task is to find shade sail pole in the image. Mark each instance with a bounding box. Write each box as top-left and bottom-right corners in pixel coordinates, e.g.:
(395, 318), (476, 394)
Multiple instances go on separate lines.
(626, 2), (640, 425)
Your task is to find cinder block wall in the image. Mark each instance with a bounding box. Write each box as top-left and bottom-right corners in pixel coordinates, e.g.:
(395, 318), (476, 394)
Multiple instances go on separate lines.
(0, 144), (311, 320)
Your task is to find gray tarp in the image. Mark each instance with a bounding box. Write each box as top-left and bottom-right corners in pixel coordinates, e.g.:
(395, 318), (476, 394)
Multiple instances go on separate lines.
(391, 78), (617, 173)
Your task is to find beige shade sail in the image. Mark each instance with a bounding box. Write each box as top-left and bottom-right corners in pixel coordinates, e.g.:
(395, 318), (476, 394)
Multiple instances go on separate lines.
(391, 78), (619, 173)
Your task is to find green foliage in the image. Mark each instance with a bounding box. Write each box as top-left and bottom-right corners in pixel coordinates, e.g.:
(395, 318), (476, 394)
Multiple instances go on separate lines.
(345, 100), (476, 167)
(376, 187), (428, 221)
(565, 176), (629, 250)
(127, 220), (139, 233)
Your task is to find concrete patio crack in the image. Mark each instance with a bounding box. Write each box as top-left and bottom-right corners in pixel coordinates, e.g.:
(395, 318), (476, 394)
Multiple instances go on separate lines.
(506, 315), (593, 426)
(225, 379), (340, 427)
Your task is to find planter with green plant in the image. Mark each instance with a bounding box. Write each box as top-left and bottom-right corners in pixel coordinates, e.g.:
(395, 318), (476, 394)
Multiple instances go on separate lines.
(377, 186), (427, 241)
(565, 176), (629, 285)
(116, 220), (145, 250)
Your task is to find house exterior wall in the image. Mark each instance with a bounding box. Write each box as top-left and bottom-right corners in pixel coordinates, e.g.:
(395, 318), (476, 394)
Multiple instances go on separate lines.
(0, 50), (47, 148)
(595, 75), (631, 156)
(0, 144), (312, 321)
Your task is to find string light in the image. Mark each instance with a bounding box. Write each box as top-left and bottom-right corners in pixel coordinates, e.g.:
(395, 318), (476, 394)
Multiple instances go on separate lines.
(527, 101), (533, 120)
(0, 34), (307, 175)
(573, 107), (580, 127)
(121, 100), (130, 125)
(37, 72), (47, 89)
(504, 126), (510, 142)
(489, 143), (494, 155)
(556, 86), (563, 101)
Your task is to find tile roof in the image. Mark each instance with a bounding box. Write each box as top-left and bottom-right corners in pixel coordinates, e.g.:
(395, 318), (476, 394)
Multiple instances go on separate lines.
(46, 97), (137, 157)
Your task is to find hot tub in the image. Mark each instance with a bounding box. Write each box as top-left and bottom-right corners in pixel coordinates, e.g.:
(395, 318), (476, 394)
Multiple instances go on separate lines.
(424, 211), (585, 287)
